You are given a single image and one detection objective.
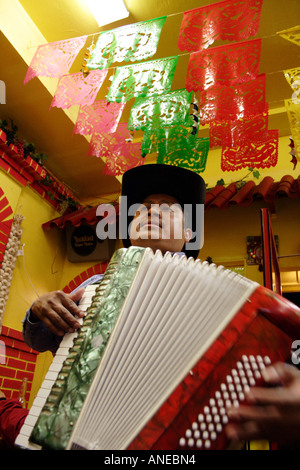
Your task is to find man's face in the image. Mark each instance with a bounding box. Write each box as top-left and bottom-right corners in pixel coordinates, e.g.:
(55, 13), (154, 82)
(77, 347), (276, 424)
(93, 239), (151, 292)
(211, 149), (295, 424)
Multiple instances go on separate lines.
(129, 193), (192, 254)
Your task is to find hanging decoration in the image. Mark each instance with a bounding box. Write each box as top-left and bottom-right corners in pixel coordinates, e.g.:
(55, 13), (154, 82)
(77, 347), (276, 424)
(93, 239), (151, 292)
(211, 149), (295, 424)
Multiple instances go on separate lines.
(284, 67), (300, 94)
(87, 123), (144, 176)
(285, 99), (300, 162)
(87, 17), (167, 70)
(106, 56), (178, 103)
(199, 74), (266, 125)
(81, 40), (96, 77)
(186, 39), (261, 92)
(103, 142), (144, 176)
(288, 138), (297, 170)
(0, 214), (24, 333)
(73, 100), (125, 135)
(88, 122), (132, 158)
(24, 36), (87, 84)
(50, 69), (108, 109)
(221, 129), (279, 171)
(156, 137), (210, 174)
(141, 123), (196, 157)
(209, 105), (269, 148)
(277, 25), (300, 47)
(178, 0), (263, 52)
(127, 89), (192, 131)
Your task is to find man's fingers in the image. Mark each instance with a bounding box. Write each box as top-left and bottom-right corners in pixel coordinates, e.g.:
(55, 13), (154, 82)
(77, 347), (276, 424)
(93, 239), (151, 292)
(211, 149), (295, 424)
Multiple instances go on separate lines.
(68, 287), (85, 313)
(60, 290), (85, 319)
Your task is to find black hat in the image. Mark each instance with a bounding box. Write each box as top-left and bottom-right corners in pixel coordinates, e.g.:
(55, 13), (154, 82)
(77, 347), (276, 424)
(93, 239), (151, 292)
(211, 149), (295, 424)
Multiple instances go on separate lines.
(120, 164), (206, 259)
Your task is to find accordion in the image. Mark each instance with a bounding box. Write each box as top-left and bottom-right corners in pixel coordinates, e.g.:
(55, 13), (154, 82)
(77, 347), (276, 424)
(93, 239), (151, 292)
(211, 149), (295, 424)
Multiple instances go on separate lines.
(16, 247), (300, 450)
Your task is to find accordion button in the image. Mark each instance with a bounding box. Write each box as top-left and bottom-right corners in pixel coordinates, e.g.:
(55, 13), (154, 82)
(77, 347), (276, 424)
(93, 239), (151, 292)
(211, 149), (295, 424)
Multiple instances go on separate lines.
(202, 431), (209, 440)
(211, 432), (217, 441)
(216, 424), (223, 433)
(264, 356), (271, 365)
(185, 429), (192, 438)
(194, 430), (200, 439)
(179, 438), (186, 447)
(208, 423), (214, 432)
(215, 391), (221, 399)
(214, 415), (221, 424)
(188, 438), (194, 447)
(198, 413), (204, 422)
(222, 415), (229, 425)
(196, 439), (203, 448)
(206, 414), (212, 423)
(200, 422), (206, 431)
(204, 440), (211, 449)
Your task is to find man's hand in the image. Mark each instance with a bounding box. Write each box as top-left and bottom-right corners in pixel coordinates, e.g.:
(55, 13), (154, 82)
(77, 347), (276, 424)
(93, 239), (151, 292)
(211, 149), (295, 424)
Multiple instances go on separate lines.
(225, 362), (300, 443)
(30, 288), (85, 336)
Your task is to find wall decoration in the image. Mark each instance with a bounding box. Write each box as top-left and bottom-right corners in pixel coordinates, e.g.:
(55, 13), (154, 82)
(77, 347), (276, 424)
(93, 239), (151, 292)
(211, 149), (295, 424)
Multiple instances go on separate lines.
(156, 137), (210, 174)
(106, 56), (178, 103)
(199, 74), (266, 125)
(73, 100), (125, 135)
(0, 213), (24, 332)
(24, 36), (87, 84)
(209, 104), (269, 148)
(186, 39), (261, 92)
(178, 0), (263, 52)
(221, 129), (279, 171)
(247, 235), (279, 265)
(50, 69), (108, 109)
(127, 89), (192, 131)
(87, 17), (166, 69)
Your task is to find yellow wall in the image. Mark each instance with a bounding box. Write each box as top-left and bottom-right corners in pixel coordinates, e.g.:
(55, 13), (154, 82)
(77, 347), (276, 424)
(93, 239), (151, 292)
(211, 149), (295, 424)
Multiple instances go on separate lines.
(200, 197), (300, 286)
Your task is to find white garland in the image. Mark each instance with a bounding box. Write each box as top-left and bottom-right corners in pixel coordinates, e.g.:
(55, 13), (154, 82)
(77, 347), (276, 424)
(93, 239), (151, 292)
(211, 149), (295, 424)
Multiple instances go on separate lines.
(0, 214), (24, 334)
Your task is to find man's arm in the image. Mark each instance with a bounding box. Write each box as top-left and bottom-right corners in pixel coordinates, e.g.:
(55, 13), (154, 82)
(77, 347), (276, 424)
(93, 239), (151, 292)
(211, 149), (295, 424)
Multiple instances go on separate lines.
(22, 275), (103, 353)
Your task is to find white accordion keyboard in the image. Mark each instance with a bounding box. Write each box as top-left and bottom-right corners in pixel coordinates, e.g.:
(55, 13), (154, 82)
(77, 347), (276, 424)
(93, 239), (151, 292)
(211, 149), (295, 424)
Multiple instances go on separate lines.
(15, 283), (98, 450)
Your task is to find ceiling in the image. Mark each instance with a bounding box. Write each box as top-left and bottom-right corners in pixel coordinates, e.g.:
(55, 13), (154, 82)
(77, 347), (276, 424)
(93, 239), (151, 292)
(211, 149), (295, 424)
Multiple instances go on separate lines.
(1, 0), (299, 204)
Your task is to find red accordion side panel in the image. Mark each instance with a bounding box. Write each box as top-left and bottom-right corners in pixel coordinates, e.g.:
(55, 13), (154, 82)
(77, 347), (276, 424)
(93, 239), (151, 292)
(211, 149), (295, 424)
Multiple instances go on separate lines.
(127, 286), (300, 450)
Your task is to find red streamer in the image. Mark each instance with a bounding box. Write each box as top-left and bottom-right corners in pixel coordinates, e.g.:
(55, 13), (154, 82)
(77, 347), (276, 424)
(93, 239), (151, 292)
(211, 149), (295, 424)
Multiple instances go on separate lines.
(186, 39), (261, 92)
(200, 74), (266, 125)
(221, 129), (279, 171)
(178, 0), (263, 52)
(209, 105), (269, 148)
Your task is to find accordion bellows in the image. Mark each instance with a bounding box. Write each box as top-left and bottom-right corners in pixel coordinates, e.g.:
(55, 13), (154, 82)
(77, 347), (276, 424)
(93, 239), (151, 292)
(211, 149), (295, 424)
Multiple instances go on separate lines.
(16, 247), (300, 450)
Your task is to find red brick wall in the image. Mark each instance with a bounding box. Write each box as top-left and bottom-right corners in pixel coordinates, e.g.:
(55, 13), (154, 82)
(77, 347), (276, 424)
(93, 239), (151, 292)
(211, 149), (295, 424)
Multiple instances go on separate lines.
(0, 326), (38, 404)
